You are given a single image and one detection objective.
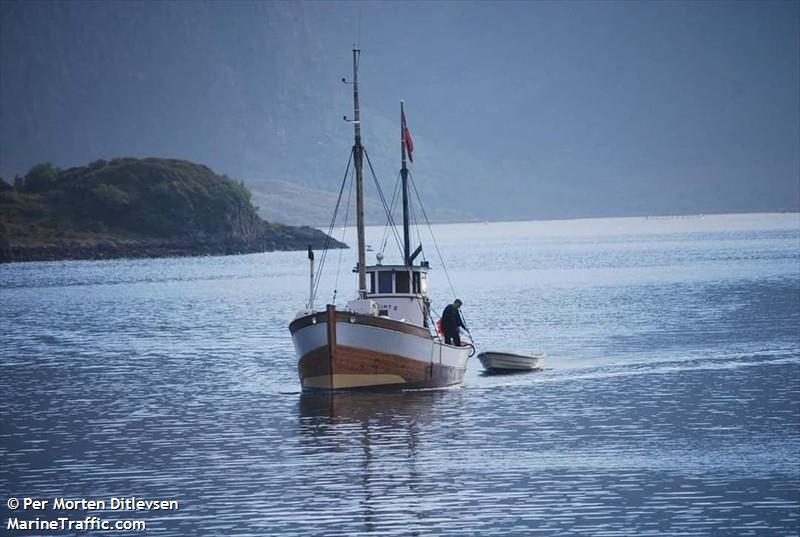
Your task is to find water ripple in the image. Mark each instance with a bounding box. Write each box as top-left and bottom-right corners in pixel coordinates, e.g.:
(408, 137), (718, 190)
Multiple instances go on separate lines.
(2, 215), (798, 535)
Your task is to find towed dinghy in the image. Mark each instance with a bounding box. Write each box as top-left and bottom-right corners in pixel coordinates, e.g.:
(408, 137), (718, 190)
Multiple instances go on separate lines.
(478, 351), (545, 372)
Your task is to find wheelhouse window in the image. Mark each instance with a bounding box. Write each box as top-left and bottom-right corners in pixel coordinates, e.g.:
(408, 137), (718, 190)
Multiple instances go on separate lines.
(412, 272), (421, 293)
(395, 271), (410, 293)
(378, 271), (393, 293)
(367, 272), (375, 294)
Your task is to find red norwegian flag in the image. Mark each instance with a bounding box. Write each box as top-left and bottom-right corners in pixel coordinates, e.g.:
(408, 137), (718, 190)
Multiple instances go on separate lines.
(402, 109), (414, 162)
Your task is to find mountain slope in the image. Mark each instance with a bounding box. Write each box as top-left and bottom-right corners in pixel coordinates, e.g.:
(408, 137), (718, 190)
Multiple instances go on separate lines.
(1, 2), (798, 221)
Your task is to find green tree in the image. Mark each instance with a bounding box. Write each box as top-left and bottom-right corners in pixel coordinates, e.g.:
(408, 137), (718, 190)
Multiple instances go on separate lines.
(24, 163), (58, 193)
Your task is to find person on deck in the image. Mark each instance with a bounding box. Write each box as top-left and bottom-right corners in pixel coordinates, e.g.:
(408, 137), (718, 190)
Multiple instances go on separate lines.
(441, 299), (466, 346)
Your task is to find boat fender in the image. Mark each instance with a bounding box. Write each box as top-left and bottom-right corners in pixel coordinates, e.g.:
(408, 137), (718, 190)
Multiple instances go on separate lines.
(436, 319), (444, 337)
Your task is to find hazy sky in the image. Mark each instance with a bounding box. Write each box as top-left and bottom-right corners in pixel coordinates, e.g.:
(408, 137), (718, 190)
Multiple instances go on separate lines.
(1, 0), (798, 219)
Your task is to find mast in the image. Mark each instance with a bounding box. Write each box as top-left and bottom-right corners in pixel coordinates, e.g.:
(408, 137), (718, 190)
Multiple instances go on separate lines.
(352, 48), (367, 297)
(401, 101), (411, 266)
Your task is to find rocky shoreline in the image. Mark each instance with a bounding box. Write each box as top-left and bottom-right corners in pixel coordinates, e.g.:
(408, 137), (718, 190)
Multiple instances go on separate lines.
(0, 235), (344, 264)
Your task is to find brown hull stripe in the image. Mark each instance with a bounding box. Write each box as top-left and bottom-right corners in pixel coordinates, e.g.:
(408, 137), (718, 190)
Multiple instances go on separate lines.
(298, 345), (465, 391)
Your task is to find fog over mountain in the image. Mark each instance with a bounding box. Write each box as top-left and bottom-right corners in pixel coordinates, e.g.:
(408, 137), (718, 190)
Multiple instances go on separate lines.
(2, 0), (798, 222)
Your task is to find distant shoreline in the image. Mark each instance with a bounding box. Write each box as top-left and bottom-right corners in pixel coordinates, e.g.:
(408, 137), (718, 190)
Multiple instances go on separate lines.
(1, 235), (342, 264)
(319, 210), (800, 230)
(4, 211), (794, 265)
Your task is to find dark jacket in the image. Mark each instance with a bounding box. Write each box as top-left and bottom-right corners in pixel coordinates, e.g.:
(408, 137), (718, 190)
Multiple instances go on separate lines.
(441, 304), (465, 334)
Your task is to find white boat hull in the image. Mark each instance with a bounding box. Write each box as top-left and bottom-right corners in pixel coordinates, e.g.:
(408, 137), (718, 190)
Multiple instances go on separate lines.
(290, 306), (471, 390)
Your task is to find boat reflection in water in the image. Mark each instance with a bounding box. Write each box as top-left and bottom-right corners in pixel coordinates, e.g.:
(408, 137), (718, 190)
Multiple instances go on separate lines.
(296, 390), (465, 534)
(297, 389), (459, 424)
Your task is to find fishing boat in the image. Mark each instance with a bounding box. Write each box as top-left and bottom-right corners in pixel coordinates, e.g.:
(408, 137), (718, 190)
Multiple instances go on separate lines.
(478, 351), (545, 372)
(288, 48), (472, 391)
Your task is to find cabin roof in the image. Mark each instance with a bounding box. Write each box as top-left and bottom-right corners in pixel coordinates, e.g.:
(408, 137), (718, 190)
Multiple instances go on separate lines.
(364, 264), (430, 272)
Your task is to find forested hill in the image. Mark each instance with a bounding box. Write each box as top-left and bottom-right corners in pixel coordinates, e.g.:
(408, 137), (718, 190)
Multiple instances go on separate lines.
(0, 158), (344, 263)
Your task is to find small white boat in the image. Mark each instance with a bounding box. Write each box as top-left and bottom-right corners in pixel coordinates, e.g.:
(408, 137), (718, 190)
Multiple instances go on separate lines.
(478, 351), (545, 372)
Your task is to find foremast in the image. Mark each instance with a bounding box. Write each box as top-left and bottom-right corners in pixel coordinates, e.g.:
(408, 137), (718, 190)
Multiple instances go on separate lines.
(348, 52), (421, 303)
(351, 48), (367, 298)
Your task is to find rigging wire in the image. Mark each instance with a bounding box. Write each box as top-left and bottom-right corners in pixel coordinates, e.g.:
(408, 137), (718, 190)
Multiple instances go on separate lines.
(408, 180), (426, 263)
(408, 171), (458, 300)
(332, 161), (355, 303)
(381, 175), (402, 258)
(410, 180), (477, 344)
(391, 176), (432, 329)
(312, 148), (354, 306)
(408, 191), (433, 329)
(363, 148), (404, 257)
(406, 173), (445, 332)
(379, 171), (402, 258)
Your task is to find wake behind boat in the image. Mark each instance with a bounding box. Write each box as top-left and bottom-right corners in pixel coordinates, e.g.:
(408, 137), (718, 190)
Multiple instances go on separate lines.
(288, 49), (472, 391)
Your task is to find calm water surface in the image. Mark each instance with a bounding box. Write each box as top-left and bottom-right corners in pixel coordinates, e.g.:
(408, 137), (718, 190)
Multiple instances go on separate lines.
(2, 213), (799, 536)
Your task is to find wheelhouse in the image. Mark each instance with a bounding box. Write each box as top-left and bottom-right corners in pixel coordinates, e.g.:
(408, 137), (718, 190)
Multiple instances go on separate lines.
(353, 262), (431, 327)
(363, 263), (430, 296)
